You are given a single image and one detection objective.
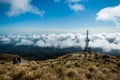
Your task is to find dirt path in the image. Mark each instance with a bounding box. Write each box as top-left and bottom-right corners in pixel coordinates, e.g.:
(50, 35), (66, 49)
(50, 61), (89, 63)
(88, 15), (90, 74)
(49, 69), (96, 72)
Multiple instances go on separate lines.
(21, 58), (29, 63)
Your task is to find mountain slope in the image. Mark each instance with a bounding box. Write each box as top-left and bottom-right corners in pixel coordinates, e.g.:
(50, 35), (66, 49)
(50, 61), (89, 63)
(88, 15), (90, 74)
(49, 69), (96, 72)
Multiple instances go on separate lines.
(0, 52), (120, 80)
(0, 54), (20, 63)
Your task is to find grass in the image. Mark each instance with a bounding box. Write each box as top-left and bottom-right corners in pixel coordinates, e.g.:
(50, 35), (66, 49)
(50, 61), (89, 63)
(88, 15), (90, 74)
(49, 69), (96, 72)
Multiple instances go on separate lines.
(0, 52), (120, 80)
(0, 54), (19, 63)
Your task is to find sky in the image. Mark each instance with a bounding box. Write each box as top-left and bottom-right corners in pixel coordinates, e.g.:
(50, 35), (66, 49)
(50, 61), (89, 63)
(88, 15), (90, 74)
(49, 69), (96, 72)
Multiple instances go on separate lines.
(0, 0), (120, 34)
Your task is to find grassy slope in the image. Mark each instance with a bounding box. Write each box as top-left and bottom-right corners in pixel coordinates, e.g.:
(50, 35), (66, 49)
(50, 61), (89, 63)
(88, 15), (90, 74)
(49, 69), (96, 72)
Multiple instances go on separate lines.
(0, 52), (120, 80)
(0, 54), (19, 63)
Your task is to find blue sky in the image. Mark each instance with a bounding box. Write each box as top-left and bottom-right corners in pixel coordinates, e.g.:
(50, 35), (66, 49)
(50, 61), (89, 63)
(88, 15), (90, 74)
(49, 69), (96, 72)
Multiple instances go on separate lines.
(0, 0), (120, 34)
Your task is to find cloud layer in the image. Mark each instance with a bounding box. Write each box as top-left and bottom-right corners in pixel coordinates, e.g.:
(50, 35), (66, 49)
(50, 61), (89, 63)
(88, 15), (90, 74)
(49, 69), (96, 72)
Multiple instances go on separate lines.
(0, 33), (120, 52)
(96, 4), (120, 27)
(0, 0), (44, 17)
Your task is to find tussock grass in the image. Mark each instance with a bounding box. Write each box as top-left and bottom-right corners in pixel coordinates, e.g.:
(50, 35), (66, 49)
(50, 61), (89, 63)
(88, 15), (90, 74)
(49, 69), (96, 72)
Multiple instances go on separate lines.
(0, 52), (120, 80)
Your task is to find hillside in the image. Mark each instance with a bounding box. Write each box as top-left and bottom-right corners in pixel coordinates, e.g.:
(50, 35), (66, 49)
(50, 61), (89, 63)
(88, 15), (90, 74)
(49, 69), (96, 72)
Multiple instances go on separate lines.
(0, 52), (120, 80)
(0, 54), (19, 63)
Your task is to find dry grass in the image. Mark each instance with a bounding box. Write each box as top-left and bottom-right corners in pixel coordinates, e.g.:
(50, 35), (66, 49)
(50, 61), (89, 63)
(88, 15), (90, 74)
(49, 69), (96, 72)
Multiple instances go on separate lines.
(0, 52), (120, 80)
(0, 54), (19, 63)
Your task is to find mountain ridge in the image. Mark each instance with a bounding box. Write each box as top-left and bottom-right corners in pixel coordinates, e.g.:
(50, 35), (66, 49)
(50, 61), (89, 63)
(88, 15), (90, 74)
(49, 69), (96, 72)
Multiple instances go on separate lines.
(0, 52), (120, 80)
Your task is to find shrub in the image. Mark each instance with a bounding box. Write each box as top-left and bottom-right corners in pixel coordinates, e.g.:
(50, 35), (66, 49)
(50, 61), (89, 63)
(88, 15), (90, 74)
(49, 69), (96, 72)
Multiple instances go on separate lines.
(0, 75), (12, 80)
(86, 73), (92, 79)
(22, 72), (35, 80)
(55, 67), (66, 78)
(102, 55), (109, 59)
(75, 62), (79, 67)
(67, 69), (77, 78)
(12, 69), (26, 80)
(88, 67), (95, 72)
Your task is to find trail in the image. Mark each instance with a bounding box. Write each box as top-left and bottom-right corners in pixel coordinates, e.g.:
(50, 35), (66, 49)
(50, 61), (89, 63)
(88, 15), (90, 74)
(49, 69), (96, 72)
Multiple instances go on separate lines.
(21, 58), (29, 63)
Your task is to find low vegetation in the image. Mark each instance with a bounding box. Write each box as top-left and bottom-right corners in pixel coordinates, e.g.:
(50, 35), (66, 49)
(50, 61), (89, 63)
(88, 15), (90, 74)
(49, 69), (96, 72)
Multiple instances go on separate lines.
(0, 52), (120, 80)
(0, 54), (19, 63)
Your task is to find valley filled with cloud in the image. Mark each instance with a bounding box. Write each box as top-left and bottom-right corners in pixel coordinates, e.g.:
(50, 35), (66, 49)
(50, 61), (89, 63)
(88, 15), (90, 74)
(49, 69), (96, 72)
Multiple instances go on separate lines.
(0, 33), (120, 56)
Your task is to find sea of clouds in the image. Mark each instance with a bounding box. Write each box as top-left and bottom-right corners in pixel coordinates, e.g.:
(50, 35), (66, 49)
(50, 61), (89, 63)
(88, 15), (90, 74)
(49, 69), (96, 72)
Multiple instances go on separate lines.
(0, 33), (120, 52)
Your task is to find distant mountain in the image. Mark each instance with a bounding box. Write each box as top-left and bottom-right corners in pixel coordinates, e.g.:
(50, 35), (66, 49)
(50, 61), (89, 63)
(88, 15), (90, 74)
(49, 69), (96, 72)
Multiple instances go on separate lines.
(0, 44), (120, 61)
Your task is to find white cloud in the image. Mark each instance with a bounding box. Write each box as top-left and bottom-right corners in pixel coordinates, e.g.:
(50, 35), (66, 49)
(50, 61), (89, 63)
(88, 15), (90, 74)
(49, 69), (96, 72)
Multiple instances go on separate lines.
(90, 33), (120, 52)
(68, 4), (84, 12)
(16, 39), (33, 46)
(35, 40), (46, 47)
(67, 0), (84, 12)
(0, 37), (11, 44)
(54, 0), (84, 12)
(1, 33), (120, 52)
(96, 4), (120, 27)
(0, 0), (44, 17)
